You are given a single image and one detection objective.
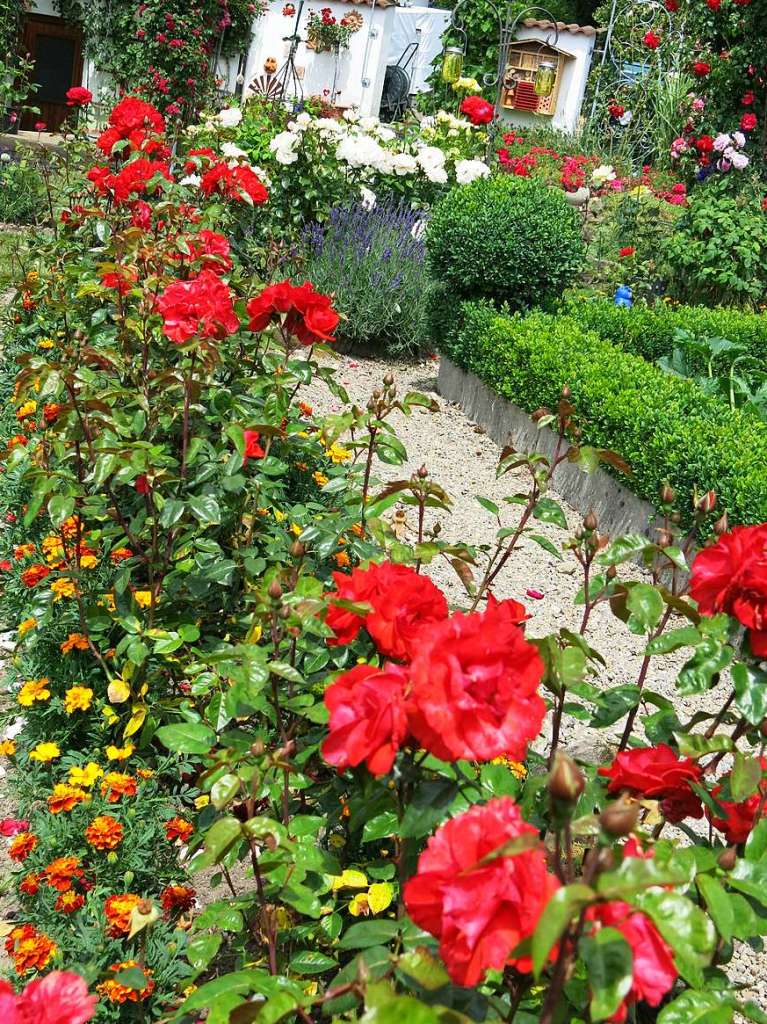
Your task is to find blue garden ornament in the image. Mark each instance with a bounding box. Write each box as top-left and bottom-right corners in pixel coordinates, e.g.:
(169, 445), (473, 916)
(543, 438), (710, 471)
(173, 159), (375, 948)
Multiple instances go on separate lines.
(614, 284), (633, 308)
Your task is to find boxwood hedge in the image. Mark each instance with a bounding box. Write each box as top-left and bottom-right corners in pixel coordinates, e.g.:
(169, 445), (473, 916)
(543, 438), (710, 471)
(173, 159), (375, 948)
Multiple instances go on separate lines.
(443, 303), (767, 526)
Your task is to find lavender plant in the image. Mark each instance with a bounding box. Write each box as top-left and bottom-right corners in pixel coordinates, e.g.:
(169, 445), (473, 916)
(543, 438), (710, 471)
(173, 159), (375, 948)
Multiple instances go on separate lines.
(302, 199), (432, 357)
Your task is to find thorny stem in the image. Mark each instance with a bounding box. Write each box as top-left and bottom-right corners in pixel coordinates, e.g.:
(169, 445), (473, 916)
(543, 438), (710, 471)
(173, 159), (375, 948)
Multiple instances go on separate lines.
(618, 605), (674, 751)
(705, 692), (736, 740)
(360, 426), (378, 529)
(180, 353), (197, 480)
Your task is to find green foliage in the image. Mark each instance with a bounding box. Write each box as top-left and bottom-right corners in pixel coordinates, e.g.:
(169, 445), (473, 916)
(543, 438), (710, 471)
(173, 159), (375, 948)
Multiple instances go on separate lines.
(0, 153), (46, 225)
(443, 303), (767, 526)
(427, 176), (585, 311)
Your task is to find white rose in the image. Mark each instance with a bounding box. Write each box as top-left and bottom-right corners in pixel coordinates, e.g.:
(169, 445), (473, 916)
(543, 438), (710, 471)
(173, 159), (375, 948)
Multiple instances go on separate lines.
(592, 163), (616, 184)
(296, 111), (312, 128)
(221, 142), (248, 160)
(455, 159), (490, 185)
(343, 107), (360, 123)
(217, 107), (243, 128)
(417, 146), (446, 169)
(180, 173), (201, 187)
(0, 152), (10, 163)
(390, 152), (418, 176)
(359, 116), (380, 131)
(360, 186), (377, 210)
(374, 125), (396, 143)
(423, 163), (448, 184)
(733, 131), (746, 148)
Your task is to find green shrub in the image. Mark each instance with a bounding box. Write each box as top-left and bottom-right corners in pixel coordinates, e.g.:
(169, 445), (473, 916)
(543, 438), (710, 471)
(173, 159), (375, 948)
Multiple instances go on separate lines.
(562, 298), (767, 370)
(444, 303), (767, 526)
(0, 152), (46, 225)
(426, 175), (584, 311)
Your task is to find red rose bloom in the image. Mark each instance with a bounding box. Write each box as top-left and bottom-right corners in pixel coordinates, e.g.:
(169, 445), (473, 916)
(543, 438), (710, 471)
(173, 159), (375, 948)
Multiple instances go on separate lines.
(247, 280), (340, 346)
(322, 662), (410, 776)
(742, 91), (755, 106)
(695, 134), (714, 153)
(199, 161), (268, 205)
(690, 524), (767, 656)
(157, 269), (240, 344)
(96, 97), (167, 156)
(706, 0), (720, 8)
(87, 159), (173, 204)
(664, 0), (678, 10)
(693, 61), (711, 77)
(243, 430), (265, 462)
(325, 561), (448, 659)
(707, 758), (767, 844)
(585, 901), (677, 1020)
(643, 30), (661, 49)
(404, 797), (559, 986)
(66, 86), (93, 107)
(741, 112), (758, 132)
(407, 595), (544, 763)
(598, 744), (703, 822)
(187, 230), (232, 273)
(459, 96), (495, 126)
(619, 246), (636, 257)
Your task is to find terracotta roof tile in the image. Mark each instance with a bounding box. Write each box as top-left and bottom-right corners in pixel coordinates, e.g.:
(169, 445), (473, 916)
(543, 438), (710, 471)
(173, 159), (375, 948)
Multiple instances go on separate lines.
(521, 18), (601, 36)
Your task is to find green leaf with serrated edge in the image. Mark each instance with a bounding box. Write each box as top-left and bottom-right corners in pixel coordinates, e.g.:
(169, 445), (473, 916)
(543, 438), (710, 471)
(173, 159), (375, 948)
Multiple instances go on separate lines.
(189, 816), (242, 871)
(528, 533), (563, 560)
(187, 932), (222, 971)
(289, 951), (338, 975)
(531, 883), (594, 977)
(596, 534), (649, 565)
(657, 991), (733, 1024)
(362, 811), (399, 843)
(597, 856), (694, 898)
(338, 920), (401, 950)
(677, 637), (733, 695)
(532, 497), (568, 530)
(646, 626), (701, 655)
(625, 583), (664, 635)
(732, 663), (767, 726)
(745, 819), (767, 862)
(729, 859), (767, 908)
(579, 927), (633, 1022)
(731, 753), (763, 803)
(696, 875), (734, 942)
(676, 733), (733, 757)
(396, 949), (450, 991)
(475, 496), (499, 517)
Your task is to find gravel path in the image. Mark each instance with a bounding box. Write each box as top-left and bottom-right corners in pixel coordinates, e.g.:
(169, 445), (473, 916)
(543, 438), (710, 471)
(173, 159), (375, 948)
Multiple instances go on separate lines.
(311, 352), (767, 1011)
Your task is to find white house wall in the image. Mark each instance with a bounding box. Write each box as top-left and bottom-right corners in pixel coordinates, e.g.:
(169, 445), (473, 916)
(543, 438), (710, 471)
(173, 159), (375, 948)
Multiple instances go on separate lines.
(244, 2), (395, 116)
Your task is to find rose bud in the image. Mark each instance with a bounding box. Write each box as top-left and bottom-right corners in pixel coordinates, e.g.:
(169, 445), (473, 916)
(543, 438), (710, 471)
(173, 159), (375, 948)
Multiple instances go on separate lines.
(548, 752), (585, 803)
(599, 795), (640, 837)
(713, 512), (729, 536)
(660, 483), (675, 505)
(584, 511), (598, 532)
(561, 384), (571, 398)
(267, 579), (282, 600)
(696, 489), (717, 514)
(383, 373), (394, 387)
(290, 540), (305, 558)
(717, 847), (737, 871)
(656, 528), (673, 549)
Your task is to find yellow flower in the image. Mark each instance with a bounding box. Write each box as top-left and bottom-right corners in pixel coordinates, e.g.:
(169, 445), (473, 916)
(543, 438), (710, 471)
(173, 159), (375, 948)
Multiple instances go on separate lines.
(106, 743), (135, 761)
(491, 755), (527, 779)
(16, 400), (37, 421)
(273, 509), (286, 523)
(312, 471), (329, 487)
(29, 741), (61, 763)
(17, 677), (51, 707)
(41, 535), (64, 562)
(64, 686), (94, 714)
(69, 762), (103, 787)
(38, 338), (54, 350)
(194, 795), (210, 809)
(101, 593), (117, 613)
(290, 524), (302, 537)
(325, 442), (352, 465)
(51, 578), (78, 601)
(133, 591), (152, 609)
(80, 554), (98, 569)
(18, 618), (37, 638)
(136, 768), (154, 780)
(0, 740), (16, 756)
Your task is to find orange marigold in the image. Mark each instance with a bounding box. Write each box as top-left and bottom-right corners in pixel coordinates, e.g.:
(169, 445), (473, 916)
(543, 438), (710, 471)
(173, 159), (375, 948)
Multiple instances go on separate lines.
(44, 856), (84, 892)
(160, 885), (196, 916)
(9, 832), (37, 862)
(20, 564), (50, 588)
(47, 783), (87, 814)
(5, 924), (57, 974)
(97, 961), (154, 1004)
(19, 873), (41, 897)
(61, 632), (90, 654)
(164, 817), (193, 843)
(109, 547), (133, 563)
(55, 891), (85, 914)
(13, 543), (36, 560)
(100, 772), (137, 804)
(85, 815), (124, 850)
(104, 893), (141, 937)
(0, 739), (16, 756)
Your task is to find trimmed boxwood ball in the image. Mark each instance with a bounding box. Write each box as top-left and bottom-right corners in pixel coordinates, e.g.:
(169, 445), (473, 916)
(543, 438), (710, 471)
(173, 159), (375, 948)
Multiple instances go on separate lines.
(426, 175), (584, 311)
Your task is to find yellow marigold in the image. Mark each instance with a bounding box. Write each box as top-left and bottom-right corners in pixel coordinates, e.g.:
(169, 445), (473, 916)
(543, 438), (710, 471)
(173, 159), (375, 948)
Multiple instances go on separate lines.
(351, 522), (364, 538)
(136, 768), (154, 780)
(59, 515), (81, 539)
(325, 441), (352, 464)
(16, 400), (37, 421)
(85, 815), (124, 851)
(47, 783), (87, 814)
(290, 523), (302, 537)
(64, 686), (94, 714)
(69, 762), (103, 788)
(133, 590), (152, 609)
(51, 578), (78, 601)
(17, 677), (51, 707)
(17, 618), (37, 638)
(104, 893), (141, 936)
(29, 742), (61, 763)
(61, 632), (89, 654)
(0, 740), (16, 756)
(41, 535), (64, 562)
(38, 338), (54, 349)
(106, 743), (134, 762)
(97, 961), (154, 1003)
(14, 543), (36, 560)
(312, 471), (329, 487)
(79, 553), (98, 569)
(491, 755), (527, 779)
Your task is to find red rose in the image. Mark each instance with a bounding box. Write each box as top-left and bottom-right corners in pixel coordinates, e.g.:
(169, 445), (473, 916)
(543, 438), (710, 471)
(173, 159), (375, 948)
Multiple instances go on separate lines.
(707, 758), (767, 843)
(247, 280), (339, 347)
(243, 430), (265, 462)
(325, 561), (448, 659)
(459, 96), (495, 126)
(96, 96), (165, 156)
(643, 30), (662, 49)
(199, 161), (268, 205)
(404, 797), (559, 986)
(0, 819), (29, 837)
(693, 61), (711, 77)
(690, 524), (767, 656)
(619, 246), (636, 257)
(135, 475), (150, 494)
(66, 86), (93, 107)
(598, 744), (703, 822)
(87, 158), (173, 204)
(407, 595), (544, 763)
(706, 0), (720, 9)
(322, 662), (409, 776)
(608, 102), (625, 118)
(741, 112), (758, 132)
(695, 134), (714, 153)
(157, 269), (240, 344)
(664, 0), (678, 9)
(585, 901), (677, 1019)
(742, 91), (755, 106)
(188, 230), (232, 273)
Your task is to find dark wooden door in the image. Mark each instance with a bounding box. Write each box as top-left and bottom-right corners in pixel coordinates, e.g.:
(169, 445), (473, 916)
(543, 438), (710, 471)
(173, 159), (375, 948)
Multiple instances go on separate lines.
(21, 15), (84, 132)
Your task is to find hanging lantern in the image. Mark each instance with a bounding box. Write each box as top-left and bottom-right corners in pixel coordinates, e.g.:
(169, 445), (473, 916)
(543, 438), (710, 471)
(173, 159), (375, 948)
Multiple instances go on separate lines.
(534, 60), (557, 98)
(441, 46), (465, 85)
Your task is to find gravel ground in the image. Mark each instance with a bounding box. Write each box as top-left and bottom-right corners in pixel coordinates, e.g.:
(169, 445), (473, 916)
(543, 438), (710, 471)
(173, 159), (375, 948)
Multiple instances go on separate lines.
(310, 351), (767, 1011)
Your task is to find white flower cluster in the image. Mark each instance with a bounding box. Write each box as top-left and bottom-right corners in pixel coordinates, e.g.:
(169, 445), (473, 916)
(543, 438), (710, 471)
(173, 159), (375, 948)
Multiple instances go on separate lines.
(267, 108), (490, 188)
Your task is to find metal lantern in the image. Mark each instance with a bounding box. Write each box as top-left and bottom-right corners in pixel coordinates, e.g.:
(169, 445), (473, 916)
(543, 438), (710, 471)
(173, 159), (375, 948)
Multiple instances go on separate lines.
(534, 60), (557, 97)
(441, 46), (465, 84)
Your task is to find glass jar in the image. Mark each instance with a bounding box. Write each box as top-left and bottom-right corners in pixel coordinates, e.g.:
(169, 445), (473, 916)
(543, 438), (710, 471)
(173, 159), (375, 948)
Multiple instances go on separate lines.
(534, 60), (557, 98)
(441, 47), (465, 85)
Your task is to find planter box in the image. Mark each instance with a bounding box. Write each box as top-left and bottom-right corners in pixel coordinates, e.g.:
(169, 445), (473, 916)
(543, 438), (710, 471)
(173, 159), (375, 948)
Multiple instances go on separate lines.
(437, 355), (659, 540)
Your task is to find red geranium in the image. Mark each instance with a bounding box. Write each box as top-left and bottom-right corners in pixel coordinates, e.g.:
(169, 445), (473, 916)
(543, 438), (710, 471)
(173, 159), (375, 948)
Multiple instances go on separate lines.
(157, 270), (240, 344)
(693, 61), (711, 77)
(199, 161), (268, 205)
(324, 561), (448, 659)
(404, 797), (559, 986)
(690, 524), (767, 656)
(585, 901), (677, 1021)
(460, 96), (494, 126)
(247, 280), (340, 346)
(643, 30), (662, 49)
(66, 86), (93, 107)
(741, 112), (758, 132)
(598, 744), (703, 821)
(243, 430), (265, 462)
(707, 758), (767, 843)
(407, 595), (544, 763)
(322, 662), (410, 776)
